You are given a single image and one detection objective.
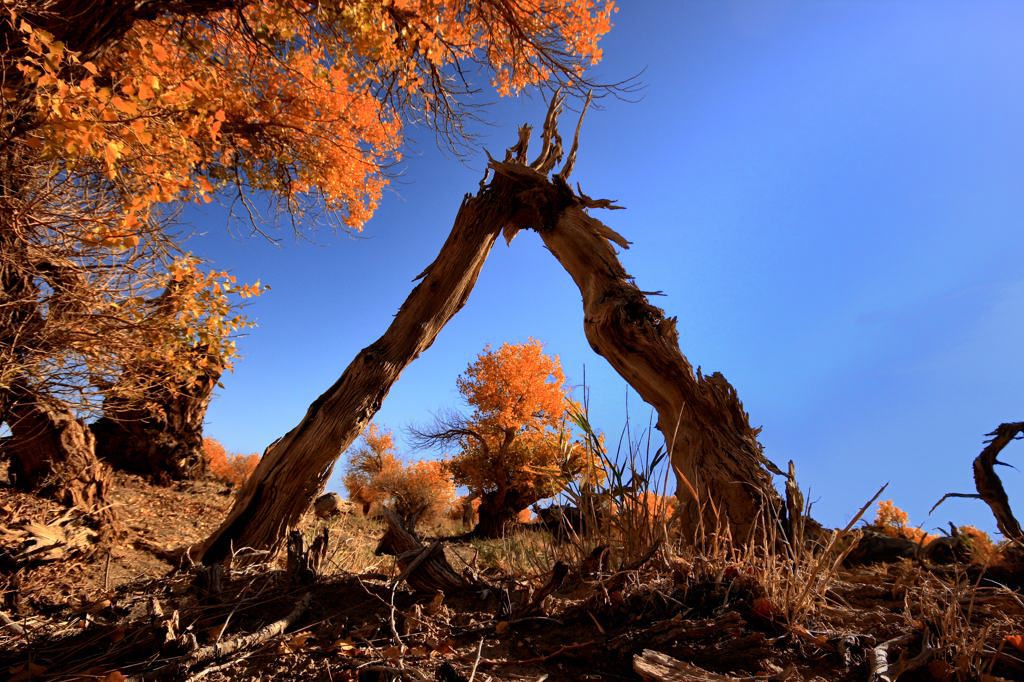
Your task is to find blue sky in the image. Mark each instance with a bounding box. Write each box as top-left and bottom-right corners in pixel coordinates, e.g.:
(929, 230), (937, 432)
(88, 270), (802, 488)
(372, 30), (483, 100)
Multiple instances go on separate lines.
(189, 1), (1024, 537)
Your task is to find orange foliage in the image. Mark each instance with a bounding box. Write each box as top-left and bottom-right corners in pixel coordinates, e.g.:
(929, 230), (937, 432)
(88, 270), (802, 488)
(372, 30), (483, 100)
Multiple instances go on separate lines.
(956, 525), (997, 564)
(874, 499), (937, 546)
(203, 437), (259, 486)
(9, 1), (616, 245)
(344, 424), (454, 528)
(446, 340), (601, 518)
(616, 491), (677, 525)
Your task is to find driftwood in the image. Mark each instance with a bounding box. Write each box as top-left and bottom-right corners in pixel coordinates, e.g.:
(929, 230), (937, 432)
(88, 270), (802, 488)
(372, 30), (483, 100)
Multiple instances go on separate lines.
(931, 421), (1023, 541)
(633, 649), (742, 682)
(375, 509), (470, 594)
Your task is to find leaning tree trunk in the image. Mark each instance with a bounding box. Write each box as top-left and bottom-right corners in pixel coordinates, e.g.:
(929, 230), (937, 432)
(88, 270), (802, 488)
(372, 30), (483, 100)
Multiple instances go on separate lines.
(484, 98), (782, 541)
(198, 186), (514, 563)
(92, 345), (223, 482)
(2, 384), (110, 516)
(200, 97), (781, 562)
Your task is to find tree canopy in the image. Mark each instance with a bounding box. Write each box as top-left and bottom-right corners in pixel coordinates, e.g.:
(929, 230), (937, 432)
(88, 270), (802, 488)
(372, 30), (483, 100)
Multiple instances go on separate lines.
(418, 339), (600, 536)
(0, 0), (617, 507)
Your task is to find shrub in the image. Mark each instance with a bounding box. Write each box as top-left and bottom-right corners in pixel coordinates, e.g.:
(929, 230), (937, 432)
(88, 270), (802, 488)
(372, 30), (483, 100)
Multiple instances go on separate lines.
(874, 499), (937, 545)
(343, 424), (455, 530)
(203, 437), (259, 486)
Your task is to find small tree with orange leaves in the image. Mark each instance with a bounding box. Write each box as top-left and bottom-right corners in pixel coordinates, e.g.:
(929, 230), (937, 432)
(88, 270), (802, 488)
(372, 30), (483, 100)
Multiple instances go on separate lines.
(874, 499), (937, 546)
(343, 425), (454, 530)
(202, 437), (259, 487)
(414, 340), (598, 537)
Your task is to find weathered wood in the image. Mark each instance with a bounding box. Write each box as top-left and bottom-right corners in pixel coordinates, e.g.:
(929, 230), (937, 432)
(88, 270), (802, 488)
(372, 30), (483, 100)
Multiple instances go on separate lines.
(201, 105), (782, 560)
(633, 649), (742, 682)
(286, 528), (328, 585)
(375, 509), (470, 594)
(931, 421), (1023, 541)
(184, 592), (311, 669)
(486, 148), (782, 541)
(199, 186), (511, 564)
(784, 460), (805, 548)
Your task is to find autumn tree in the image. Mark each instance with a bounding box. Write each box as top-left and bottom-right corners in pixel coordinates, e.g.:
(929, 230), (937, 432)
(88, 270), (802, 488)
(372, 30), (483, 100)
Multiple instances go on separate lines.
(202, 437), (259, 487)
(1, 0), (616, 516)
(413, 340), (597, 537)
(91, 262), (261, 482)
(343, 425), (455, 531)
(343, 425), (401, 516)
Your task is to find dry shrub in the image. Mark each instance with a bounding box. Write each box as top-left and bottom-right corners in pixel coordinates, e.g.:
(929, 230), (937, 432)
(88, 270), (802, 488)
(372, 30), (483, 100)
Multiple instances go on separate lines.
(343, 424), (455, 530)
(874, 499), (937, 546)
(202, 437), (258, 486)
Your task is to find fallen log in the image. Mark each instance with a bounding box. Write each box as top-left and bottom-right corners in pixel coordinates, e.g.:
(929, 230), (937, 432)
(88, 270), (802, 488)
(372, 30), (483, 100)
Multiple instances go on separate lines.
(375, 509), (471, 594)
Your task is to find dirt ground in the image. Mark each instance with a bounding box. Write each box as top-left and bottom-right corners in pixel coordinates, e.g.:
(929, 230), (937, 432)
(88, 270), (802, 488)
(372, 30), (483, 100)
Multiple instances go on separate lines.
(2, 474), (1024, 681)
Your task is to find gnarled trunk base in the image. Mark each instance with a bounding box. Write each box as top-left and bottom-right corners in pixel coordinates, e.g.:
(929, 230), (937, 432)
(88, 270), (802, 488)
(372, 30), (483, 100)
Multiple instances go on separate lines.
(473, 487), (534, 538)
(92, 349), (222, 482)
(3, 389), (110, 517)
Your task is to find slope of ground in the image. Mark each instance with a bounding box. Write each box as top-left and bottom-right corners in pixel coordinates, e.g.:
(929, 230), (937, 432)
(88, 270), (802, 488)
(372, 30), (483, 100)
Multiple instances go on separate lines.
(2, 474), (1023, 681)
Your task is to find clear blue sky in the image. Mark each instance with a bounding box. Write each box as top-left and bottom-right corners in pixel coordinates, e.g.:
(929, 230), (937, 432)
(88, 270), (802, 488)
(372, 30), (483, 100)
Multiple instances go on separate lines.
(188, 0), (1024, 537)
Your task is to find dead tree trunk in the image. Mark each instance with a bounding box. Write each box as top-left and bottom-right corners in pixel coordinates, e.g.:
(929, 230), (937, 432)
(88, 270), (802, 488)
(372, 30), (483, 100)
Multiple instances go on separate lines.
(91, 345), (222, 482)
(200, 98), (781, 562)
(931, 421), (1023, 542)
(2, 385), (110, 516)
(198, 187), (513, 564)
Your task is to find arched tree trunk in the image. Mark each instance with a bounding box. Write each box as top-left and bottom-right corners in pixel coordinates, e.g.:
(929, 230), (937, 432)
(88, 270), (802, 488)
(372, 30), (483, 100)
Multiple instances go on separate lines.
(200, 100), (781, 562)
(198, 187), (515, 564)
(92, 346), (222, 482)
(2, 385), (110, 515)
